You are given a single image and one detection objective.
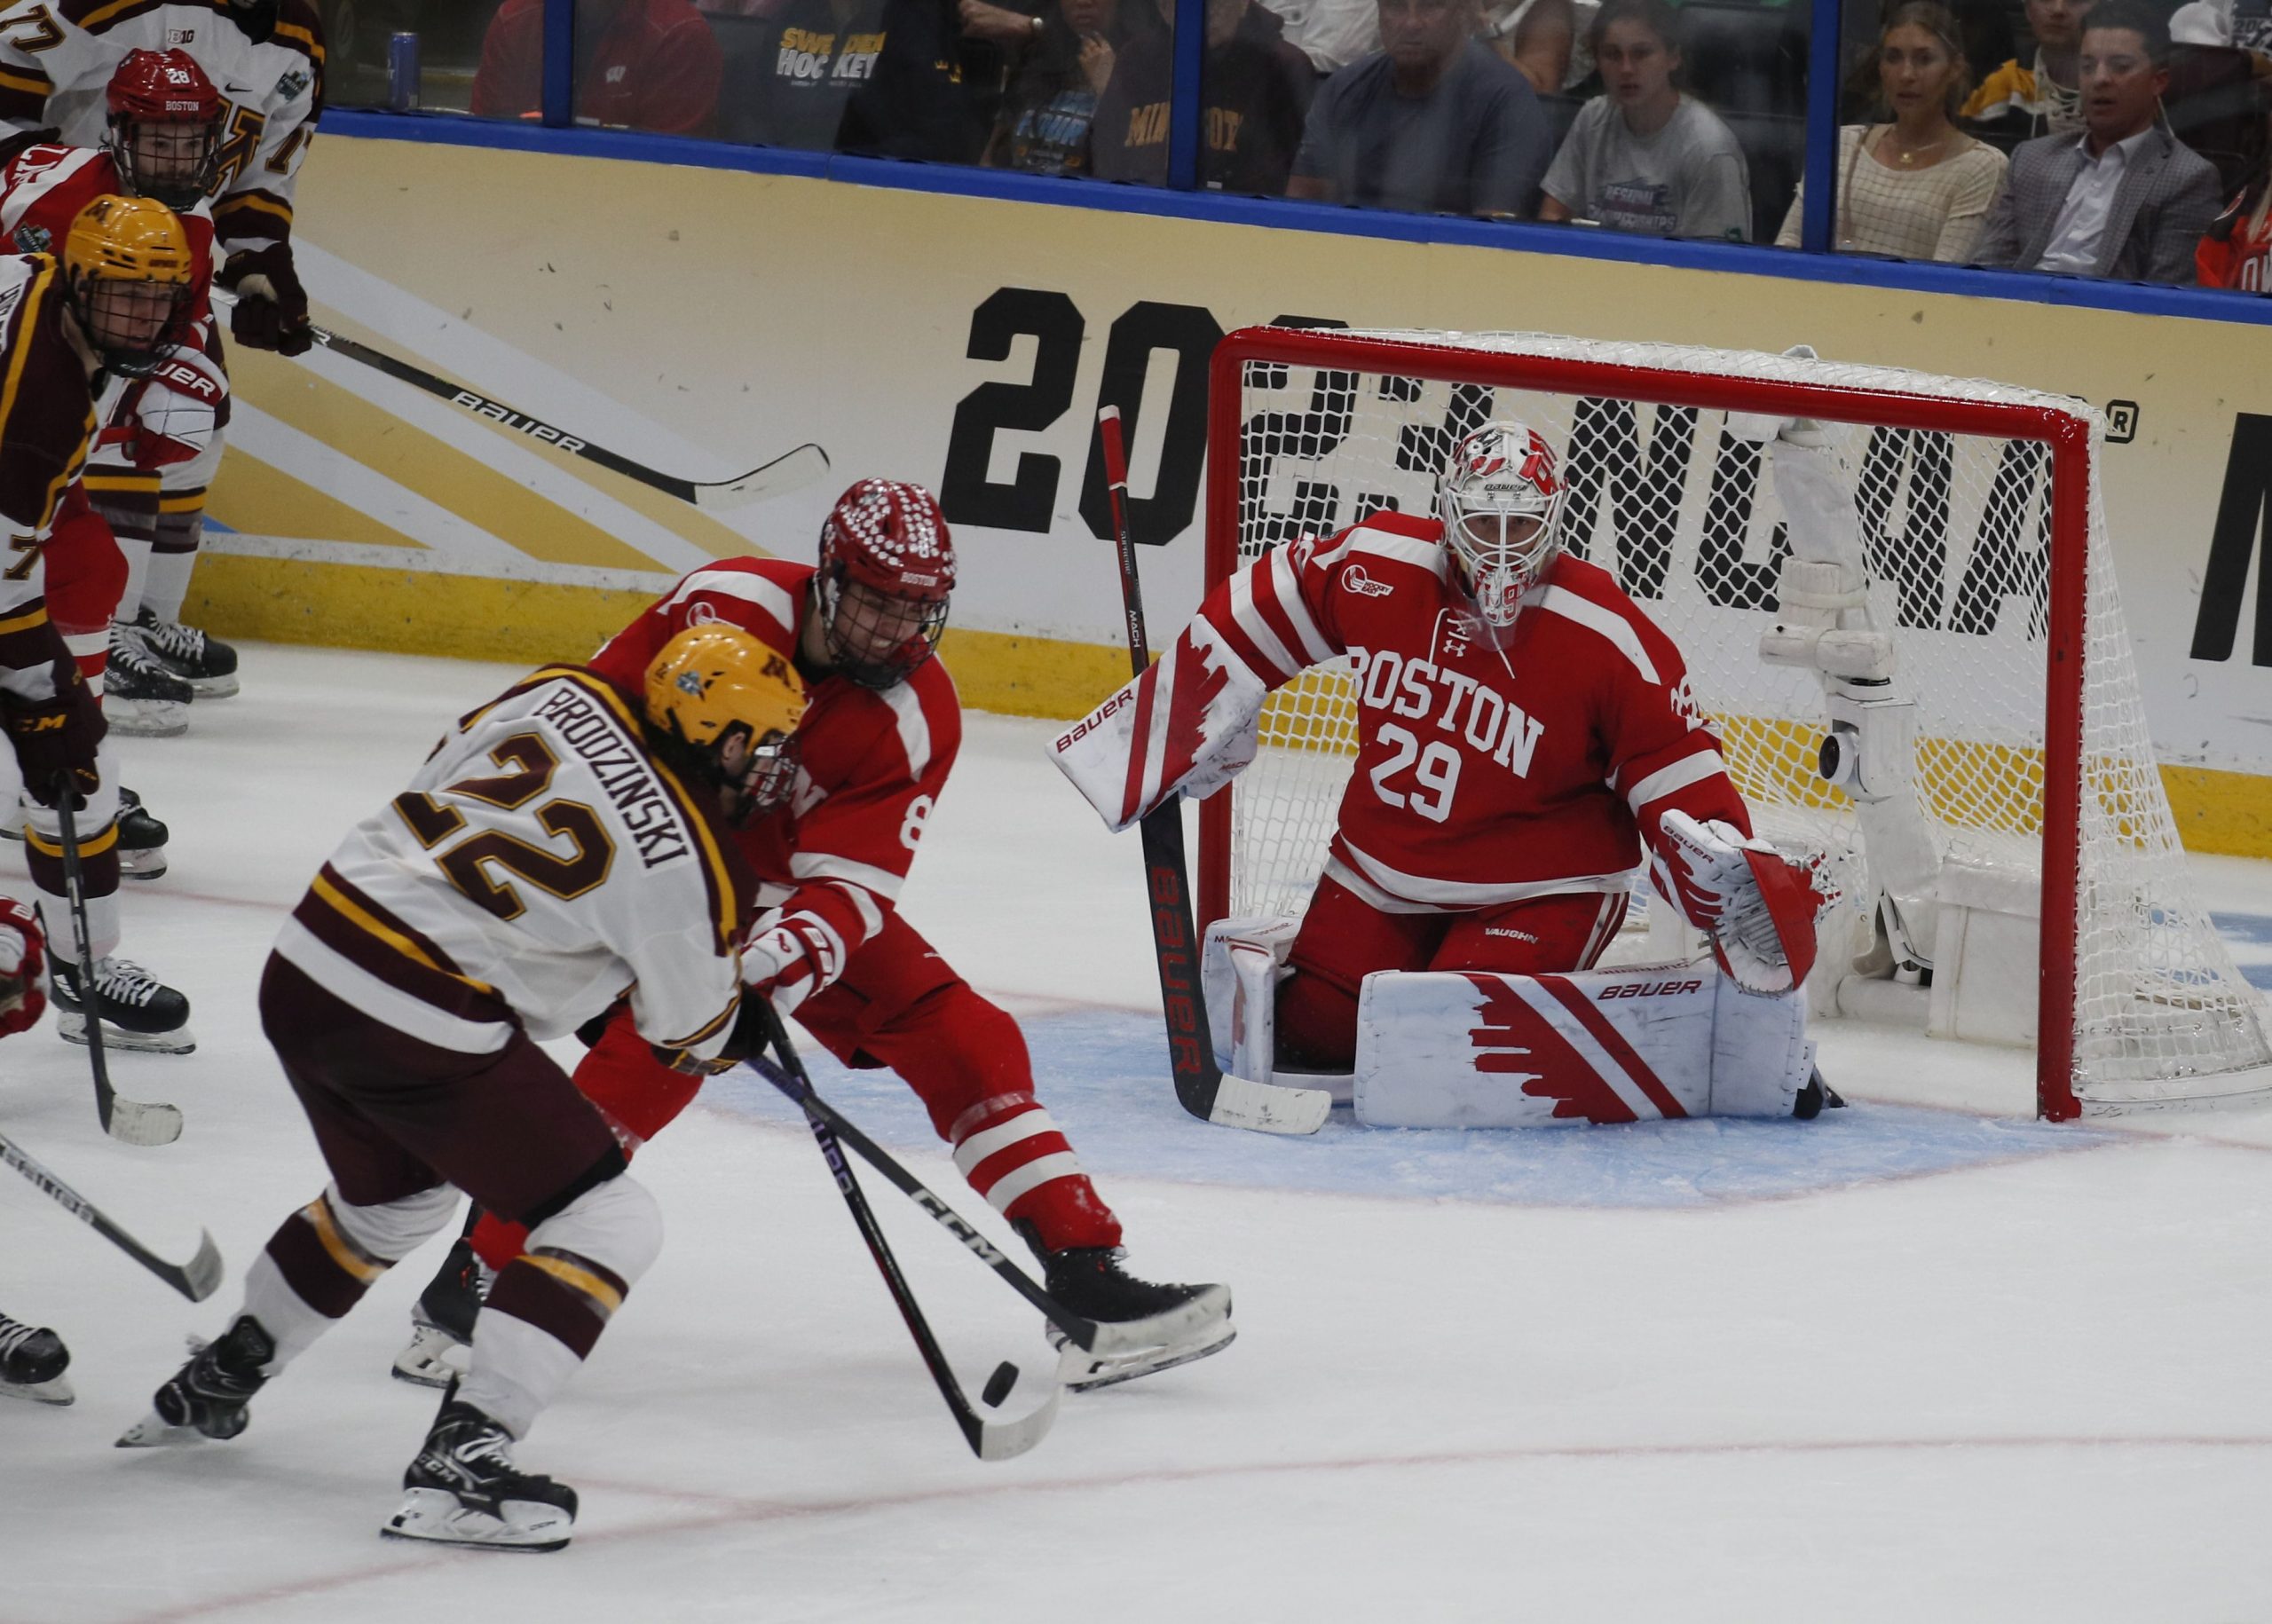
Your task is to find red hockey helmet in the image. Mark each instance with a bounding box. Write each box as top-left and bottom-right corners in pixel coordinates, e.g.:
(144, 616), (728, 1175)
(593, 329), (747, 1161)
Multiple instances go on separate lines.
(815, 479), (955, 689)
(105, 50), (224, 212)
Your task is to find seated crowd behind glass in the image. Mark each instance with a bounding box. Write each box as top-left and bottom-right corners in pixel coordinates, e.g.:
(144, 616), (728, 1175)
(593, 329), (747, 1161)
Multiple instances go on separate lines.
(473, 0), (725, 136)
(1963, 0), (2089, 146)
(1778, 3), (2006, 260)
(2197, 103), (2272, 288)
(1537, 0), (1751, 240)
(1285, 0), (1554, 215)
(1090, 0), (1318, 191)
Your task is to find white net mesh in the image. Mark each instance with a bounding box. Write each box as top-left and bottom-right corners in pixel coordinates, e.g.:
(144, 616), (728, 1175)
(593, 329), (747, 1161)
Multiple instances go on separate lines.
(1216, 329), (2272, 1115)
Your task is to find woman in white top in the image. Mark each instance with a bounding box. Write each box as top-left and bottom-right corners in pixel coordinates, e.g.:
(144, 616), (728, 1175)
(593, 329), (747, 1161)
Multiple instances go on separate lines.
(1777, 2), (2008, 261)
(1537, 0), (1753, 240)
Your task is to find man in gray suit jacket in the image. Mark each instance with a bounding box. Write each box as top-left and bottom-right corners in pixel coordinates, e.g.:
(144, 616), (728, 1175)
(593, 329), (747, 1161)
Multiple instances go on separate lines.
(1972, 4), (2222, 283)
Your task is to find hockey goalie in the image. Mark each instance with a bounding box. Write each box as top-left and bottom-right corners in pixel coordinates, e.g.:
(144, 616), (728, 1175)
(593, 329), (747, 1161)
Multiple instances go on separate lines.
(1053, 411), (1839, 1128)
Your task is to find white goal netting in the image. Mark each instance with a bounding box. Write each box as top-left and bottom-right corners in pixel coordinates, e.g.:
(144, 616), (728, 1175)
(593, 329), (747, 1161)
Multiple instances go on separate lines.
(1208, 328), (2272, 1116)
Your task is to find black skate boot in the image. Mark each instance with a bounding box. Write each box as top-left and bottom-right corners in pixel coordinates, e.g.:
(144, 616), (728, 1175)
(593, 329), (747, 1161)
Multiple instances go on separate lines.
(52, 953), (194, 1054)
(383, 1394), (578, 1552)
(133, 607), (239, 699)
(116, 1314), (273, 1446)
(1792, 1068), (1847, 1120)
(117, 787), (170, 881)
(1016, 1220), (1235, 1392)
(0, 1311), (73, 1405)
(391, 1236), (489, 1389)
(105, 620), (192, 738)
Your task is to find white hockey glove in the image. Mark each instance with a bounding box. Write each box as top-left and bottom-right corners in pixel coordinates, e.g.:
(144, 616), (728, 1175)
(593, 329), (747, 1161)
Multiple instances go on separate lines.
(1655, 810), (1834, 995)
(740, 911), (840, 1016)
(1724, 345), (1834, 449)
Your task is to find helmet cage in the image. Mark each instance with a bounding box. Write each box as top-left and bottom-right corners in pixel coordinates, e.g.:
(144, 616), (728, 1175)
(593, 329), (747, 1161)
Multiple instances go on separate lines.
(106, 115), (220, 211)
(1437, 424), (1567, 627)
(817, 564), (950, 690)
(718, 723), (801, 826)
(74, 272), (191, 376)
(104, 50), (223, 209)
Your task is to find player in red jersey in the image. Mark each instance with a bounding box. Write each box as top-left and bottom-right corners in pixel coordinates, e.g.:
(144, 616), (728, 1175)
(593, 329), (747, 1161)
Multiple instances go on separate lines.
(0, 49), (232, 746)
(1054, 421), (1832, 1123)
(394, 480), (1233, 1393)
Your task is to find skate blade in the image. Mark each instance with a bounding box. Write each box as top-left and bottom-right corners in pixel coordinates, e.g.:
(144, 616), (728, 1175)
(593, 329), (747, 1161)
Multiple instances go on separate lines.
(115, 1408), (205, 1447)
(390, 1326), (470, 1389)
(0, 1374), (74, 1406)
(59, 1011), (196, 1055)
(120, 853), (170, 882)
(104, 704), (189, 739)
(382, 1487), (572, 1553)
(1059, 1324), (1237, 1393)
(186, 674), (239, 700)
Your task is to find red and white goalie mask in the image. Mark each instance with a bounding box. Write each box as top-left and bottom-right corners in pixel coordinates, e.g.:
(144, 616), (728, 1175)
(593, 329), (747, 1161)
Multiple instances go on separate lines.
(105, 50), (224, 213)
(1437, 420), (1566, 627)
(816, 478), (956, 690)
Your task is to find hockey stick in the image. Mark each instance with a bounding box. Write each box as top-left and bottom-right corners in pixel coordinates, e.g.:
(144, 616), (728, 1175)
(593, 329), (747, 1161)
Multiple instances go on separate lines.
(1095, 407), (1331, 1136)
(215, 292), (832, 512)
(0, 1127), (221, 1300)
(751, 1003), (1059, 1462)
(745, 1013), (1209, 1361)
(52, 777), (183, 1147)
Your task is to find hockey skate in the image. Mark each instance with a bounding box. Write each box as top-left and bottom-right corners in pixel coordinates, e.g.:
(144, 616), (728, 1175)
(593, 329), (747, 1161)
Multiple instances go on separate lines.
(1018, 1223), (1235, 1392)
(53, 954), (194, 1054)
(0, 1312), (73, 1405)
(390, 1238), (489, 1389)
(383, 1395), (578, 1553)
(117, 788), (170, 880)
(105, 621), (192, 737)
(117, 1315), (272, 1446)
(133, 607), (239, 700)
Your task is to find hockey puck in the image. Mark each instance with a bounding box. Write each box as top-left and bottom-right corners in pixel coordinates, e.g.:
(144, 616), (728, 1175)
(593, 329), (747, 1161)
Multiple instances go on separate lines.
(982, 1361), (1019, 1407)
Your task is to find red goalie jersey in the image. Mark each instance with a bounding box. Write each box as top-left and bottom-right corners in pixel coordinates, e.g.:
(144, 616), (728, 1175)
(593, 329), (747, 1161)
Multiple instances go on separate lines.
(586, 555), (958, 987)
(1053, 509), (1749, 912)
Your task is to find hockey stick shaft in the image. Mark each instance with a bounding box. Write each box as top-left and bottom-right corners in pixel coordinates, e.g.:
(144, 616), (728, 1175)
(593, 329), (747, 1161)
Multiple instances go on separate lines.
(51, 777), (180, 1146)
(0, 1129), (221, 1300)
(750, 1004), (1027, 1459)
(744, 1017), (1106, 1353)
(1095, 408), (1227, 1124)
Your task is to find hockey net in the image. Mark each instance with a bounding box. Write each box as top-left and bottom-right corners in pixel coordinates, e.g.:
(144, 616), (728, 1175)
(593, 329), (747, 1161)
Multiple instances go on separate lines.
(1197, 327), (2272, 1119)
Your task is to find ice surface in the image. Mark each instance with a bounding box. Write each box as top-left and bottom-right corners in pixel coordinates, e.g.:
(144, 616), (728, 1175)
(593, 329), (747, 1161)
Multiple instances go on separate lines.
(5, 646), (2272, 1622)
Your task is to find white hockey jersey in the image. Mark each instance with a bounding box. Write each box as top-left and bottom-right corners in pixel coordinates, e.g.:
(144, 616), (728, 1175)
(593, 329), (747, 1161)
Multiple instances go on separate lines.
(0, 0), (323, 256)
(273, 666), (752, 1061)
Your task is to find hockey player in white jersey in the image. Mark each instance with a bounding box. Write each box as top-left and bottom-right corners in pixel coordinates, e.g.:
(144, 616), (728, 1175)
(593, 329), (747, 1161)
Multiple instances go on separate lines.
(121, 627), (805, 1552)
(0, 0), (325, 692)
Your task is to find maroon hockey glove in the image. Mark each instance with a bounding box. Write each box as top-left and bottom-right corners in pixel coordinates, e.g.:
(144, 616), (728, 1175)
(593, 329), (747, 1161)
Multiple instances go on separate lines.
(4, 658), (105, 810)
(219, 244), (312, 357)
(0, 895), (47, 1037)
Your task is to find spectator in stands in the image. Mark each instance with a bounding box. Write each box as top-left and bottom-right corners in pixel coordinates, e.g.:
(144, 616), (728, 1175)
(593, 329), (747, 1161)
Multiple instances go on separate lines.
(472, 0), (723, 136)
(2197, 144), (2272, 287)
(983, 0), (1164, 174)
(744, 0), (985, 160)
(1779, 3), (2008, 259)
(1092, 0), (1316, 191)
(1972, 5), (2223, 280)
(1961, 0), (2091, 146)
(1286, 0), (1555, 215)
(1269, 0), (1382, 78)
(1536, 0), (1750, 239)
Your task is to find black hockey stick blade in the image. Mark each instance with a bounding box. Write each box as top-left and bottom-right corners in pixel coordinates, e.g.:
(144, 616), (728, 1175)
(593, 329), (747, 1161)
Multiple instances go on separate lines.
(51, 778), (182, 1147)
(1097, 408), (1329, 1137)
(0, 1131), (222, 1300)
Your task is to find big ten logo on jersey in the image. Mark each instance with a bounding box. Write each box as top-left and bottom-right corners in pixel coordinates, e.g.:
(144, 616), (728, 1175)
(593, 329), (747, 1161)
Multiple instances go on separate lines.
(1350, 645), (1544, 824)
(776, 28), (840, 79)
(531, 688), (692, 869)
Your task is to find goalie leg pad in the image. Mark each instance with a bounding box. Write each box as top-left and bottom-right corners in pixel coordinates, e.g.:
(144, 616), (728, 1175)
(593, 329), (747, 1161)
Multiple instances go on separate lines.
(1353, 961), (1813, 1127)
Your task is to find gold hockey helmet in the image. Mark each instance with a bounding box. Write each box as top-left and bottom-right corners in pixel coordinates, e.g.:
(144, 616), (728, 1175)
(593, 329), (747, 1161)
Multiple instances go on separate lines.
(61, 194), (193, 377)
(643, 625), (808, 822)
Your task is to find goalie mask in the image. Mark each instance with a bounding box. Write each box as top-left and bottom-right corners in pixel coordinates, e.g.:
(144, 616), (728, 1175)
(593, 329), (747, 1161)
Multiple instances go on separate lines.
(105, 50), (224, 211)
(62, 195), (194, 379)
(1437, 421), (1566, 627)
(815, 479), (955, 690)
(643, 626), (808, 825)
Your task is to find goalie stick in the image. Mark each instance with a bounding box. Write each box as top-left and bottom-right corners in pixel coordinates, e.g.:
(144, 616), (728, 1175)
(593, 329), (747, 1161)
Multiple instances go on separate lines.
(751, 1002), (1060, 1462)
(217, 291), (831, 511)
(53, 777), (183, 1147)
(0, 1127), (221, 1300)
(1095, 406), (1331, 1136)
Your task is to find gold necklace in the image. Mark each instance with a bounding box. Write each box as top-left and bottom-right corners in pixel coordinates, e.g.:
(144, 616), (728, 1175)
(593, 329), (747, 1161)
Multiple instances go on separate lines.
(1886, 127), (1949, 166)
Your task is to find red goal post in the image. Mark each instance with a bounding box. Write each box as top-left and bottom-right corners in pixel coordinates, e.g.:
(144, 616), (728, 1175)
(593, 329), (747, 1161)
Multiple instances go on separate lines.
(1196, 325), (2272, 1121)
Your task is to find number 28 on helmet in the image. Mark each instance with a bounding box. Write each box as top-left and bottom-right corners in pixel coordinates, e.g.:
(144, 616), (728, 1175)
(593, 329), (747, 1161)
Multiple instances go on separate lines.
(1437, 420), (1567, 628)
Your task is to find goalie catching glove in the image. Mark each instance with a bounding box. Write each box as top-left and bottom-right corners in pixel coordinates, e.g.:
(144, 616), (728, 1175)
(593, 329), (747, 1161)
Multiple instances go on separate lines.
(1655, 809), (1833, 994)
